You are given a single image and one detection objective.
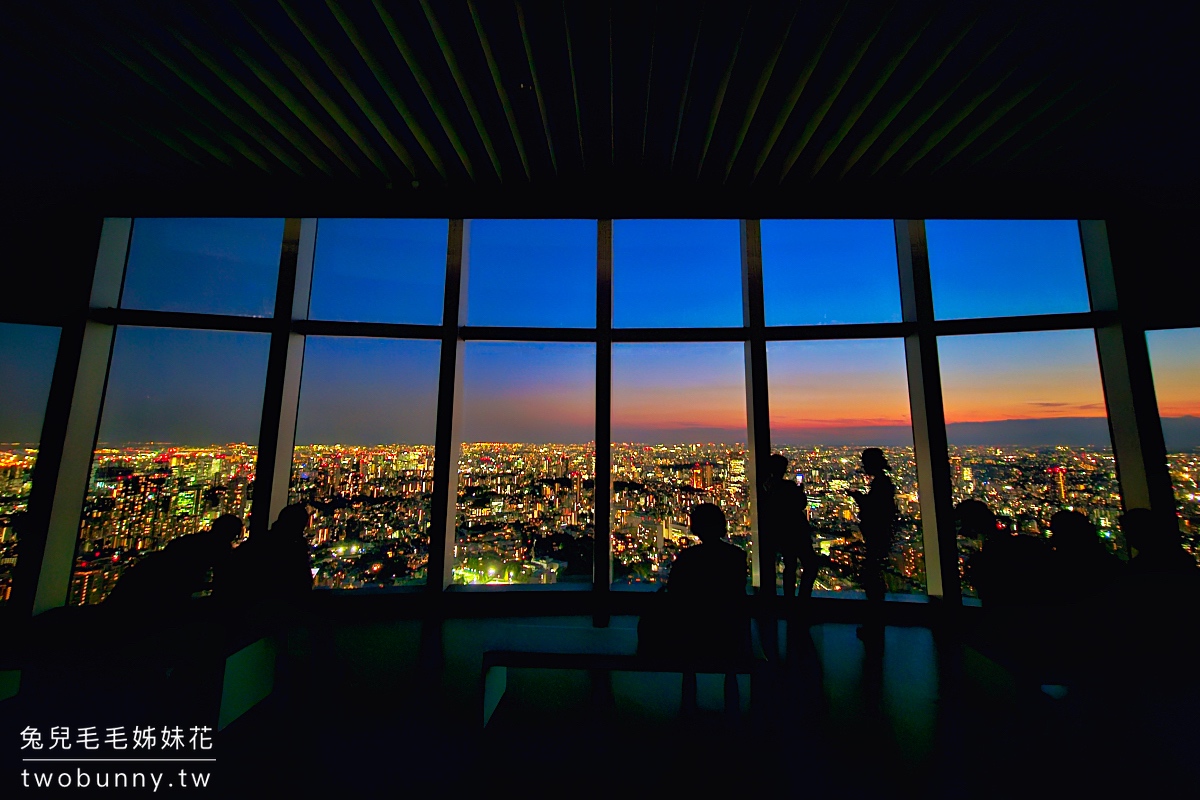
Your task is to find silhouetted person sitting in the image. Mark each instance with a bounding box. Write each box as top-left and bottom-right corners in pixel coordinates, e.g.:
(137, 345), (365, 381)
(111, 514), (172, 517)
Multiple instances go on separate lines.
(638, 503), (749, 661)
(1049, 510), (1124, 603)
(849, 448), (895, 636)
(106, 514), (241, 613)
(1120, 508), (1196, 576)
(962, 500), (1053, 609)
(759, 454), (828, 601)
(218, 503), (313, 610)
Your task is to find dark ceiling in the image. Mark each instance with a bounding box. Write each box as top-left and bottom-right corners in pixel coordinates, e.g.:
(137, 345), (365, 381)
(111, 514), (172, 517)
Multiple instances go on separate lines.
(1, 0), (1196, 217)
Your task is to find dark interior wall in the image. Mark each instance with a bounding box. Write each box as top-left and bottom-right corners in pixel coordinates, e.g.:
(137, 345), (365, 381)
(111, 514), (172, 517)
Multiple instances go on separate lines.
(1107, 214), (1200, 325)
(0, 216), (101, 324)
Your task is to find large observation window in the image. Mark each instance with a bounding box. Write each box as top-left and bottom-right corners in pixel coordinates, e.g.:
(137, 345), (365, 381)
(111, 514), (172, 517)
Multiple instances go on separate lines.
(939, 330), (1120, 595)
(613, 220), (742, 328)
(11, 215), (1185, 610)
(290, 337), (441, 589)
(0, 323), (60, 604)
(766, 339), (923, 596)
(309, 218), (448, 325)
(120, 218), (285, 317)
(73, 327), (269, 605)
(1146, 327), (1200, 563)
(761, 219), (902, 326)
(466, 219), (596, 328)
(926, 220), (1090, 320)
(455, 342), (596, 586)
(611, 342), (750, 588)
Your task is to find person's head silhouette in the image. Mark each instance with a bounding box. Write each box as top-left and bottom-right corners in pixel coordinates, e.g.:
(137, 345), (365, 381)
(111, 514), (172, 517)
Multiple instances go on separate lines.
(861, 447), (889, 476)
(1049, 509), (1098, 555)
(766, 453), (789, 481)
(956, 499), (998, 542)
(210, 513), (243, 545)
(689, 503), (727, 544)
(273, 504), (311, 537)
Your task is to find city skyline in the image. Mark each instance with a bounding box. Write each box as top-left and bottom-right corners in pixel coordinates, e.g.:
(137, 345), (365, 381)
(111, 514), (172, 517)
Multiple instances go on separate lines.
(46, 437), (1187, 604)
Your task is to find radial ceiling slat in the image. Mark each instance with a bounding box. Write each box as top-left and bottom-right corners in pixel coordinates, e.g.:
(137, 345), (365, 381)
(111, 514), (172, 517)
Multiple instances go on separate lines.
(418, 0), (504, 181)
(0, 0), (1188, 206)
(466, 0), (531, 181)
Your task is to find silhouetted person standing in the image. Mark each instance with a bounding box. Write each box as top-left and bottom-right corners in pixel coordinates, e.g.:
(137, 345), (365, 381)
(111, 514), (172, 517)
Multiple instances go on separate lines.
(639, 503), (748, 660)
(849, 448), (896, 635)
(759, 454), (827, 600)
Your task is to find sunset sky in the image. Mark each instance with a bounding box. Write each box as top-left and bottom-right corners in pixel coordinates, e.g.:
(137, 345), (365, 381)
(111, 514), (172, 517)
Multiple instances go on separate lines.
(3, 219), (1197, 450)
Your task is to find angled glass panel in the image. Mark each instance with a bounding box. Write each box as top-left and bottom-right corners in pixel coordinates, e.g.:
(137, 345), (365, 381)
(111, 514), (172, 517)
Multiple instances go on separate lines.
(762, 219), (902, 325)
(613, 219), (742, 328)
(926, 220), (1090, 320)
(455, 342), (595, 587)
(767, 339), (924, 597)
(466, 219), (595, 327)
(309, 218), (448, 324)
(938, 330), (1121, 598)
(72, 328), (269, 605)
(611, 342), (750, 588)
(290, 337), (441, 590)
(0, 323), (60, 604)
(121, 218), (284, 317)
(1146, 327), (1200, 564)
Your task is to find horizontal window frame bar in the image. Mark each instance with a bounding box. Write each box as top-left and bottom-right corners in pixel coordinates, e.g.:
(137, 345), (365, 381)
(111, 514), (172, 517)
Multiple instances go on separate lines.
(87, 307), (275, 333)
(763, 321), (916, 340)
(40, 310), (1200, 342)
(295, 319), (444, 339)
(931, 310), (1115, 337)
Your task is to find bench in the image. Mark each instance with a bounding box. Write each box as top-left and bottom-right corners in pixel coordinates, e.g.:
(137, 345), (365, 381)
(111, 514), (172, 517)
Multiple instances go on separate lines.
(481, 650), (765, 726)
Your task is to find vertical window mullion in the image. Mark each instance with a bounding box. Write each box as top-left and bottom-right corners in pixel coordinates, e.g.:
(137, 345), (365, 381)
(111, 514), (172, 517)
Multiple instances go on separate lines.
(28, 218), (128, 614)
(428, 220), (468, 590)
(1081, 219), (1177, 531)
(741, 219), (771, 592)
(249, 218), (313, 537)
(896, 219), (960, 604)
(594, 220), (613, 624)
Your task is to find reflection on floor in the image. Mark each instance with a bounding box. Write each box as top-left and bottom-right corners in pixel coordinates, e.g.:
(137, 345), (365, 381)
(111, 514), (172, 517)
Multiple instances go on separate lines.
(115, 614), (1197, 795)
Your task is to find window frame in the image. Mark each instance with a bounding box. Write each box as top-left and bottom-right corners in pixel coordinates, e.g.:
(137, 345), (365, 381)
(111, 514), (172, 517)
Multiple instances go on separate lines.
(4, 217), (1182, 622)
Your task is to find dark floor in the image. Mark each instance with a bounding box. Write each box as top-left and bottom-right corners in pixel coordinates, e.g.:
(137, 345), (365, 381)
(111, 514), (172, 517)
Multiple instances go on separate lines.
(6, 615), (1197, 796)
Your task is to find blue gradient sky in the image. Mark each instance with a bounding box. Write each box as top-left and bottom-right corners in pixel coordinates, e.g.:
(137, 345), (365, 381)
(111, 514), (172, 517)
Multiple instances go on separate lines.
(310, 218), (447, 324)
(762, 219), (902, 325)
(295, 337), (441, 445)
(612, 342), (746, 442)
(121, 218), (283, 317)
(613, 219), (743, 328)
(71, 218), (1200, 447)
(926, 219), (1091, 319)
(767, 339), (912, 445)
(0, 323), (60, 443)
(1147, 328), (1200, 419)
(98, 327), (269, 446)
(460, 342), (594, 442)
(467, 219), (596, 327)
(938, 330), (1109, 445)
